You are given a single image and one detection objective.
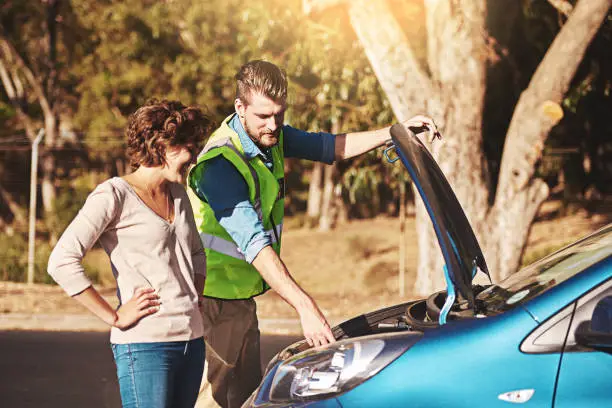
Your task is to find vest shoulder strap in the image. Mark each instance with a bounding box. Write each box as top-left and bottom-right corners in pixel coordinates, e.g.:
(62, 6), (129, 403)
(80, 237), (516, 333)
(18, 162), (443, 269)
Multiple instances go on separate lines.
(196, 137), (262, 215)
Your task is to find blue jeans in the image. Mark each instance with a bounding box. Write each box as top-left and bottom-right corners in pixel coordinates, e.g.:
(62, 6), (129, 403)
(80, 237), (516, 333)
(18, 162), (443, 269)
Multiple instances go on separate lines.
(111, 337), (205, 408)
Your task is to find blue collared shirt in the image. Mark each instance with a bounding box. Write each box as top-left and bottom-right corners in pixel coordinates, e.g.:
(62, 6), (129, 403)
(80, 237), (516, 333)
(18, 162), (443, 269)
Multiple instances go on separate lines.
(193, 114), (335, 263)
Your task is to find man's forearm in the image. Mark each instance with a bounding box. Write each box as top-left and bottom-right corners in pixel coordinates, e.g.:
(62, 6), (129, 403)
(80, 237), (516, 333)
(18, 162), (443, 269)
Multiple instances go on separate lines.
(334, 126), (391, 161)
(252, 245), (314, 311)
(253, 245), (335, 345)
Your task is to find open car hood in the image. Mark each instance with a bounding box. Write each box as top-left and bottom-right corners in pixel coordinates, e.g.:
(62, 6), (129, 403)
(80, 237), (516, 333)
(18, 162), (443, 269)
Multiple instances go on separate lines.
(389, 124), (490, 313)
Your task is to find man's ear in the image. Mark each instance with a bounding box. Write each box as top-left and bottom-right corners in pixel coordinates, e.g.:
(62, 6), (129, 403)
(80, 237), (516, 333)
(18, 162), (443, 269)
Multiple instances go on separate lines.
(235, 98), (246, 118)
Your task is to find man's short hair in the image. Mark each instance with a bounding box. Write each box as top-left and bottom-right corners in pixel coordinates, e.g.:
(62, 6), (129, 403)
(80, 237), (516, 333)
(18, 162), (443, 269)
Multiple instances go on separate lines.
(235, 60), (288, 105)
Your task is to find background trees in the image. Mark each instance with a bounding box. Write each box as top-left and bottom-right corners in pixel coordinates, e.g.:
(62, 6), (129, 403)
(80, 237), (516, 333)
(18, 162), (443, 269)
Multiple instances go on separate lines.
(0, 0), (610, 289)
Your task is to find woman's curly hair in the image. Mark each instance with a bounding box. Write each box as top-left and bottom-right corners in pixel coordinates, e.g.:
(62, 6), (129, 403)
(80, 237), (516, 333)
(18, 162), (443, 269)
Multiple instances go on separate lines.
(126, 99), (213, 169)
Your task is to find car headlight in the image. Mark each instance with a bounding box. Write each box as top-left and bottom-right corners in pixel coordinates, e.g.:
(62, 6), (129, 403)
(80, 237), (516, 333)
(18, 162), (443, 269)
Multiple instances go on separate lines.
(269, 332), (421, 402)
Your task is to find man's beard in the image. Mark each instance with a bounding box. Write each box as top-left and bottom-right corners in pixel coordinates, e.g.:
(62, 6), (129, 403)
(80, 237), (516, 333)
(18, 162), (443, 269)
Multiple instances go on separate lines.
(244, 120), (280, 148)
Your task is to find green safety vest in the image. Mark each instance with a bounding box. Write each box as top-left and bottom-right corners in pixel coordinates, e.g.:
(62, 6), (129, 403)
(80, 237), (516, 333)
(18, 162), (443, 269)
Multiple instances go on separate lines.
(187, 114), (285, 299)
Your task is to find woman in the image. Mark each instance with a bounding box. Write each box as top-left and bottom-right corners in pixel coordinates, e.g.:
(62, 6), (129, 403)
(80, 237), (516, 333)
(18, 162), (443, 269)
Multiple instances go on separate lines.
(48, 100), (212, 408)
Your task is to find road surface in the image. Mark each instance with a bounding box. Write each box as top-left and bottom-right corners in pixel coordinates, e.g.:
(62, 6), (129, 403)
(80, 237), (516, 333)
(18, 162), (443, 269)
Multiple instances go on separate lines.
(0, 330), (300, 408)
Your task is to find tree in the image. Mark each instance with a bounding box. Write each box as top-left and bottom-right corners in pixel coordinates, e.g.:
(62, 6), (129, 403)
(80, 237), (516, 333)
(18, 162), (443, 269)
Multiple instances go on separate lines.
(305, 0), (611, 294)
(0, 0), (63, 219)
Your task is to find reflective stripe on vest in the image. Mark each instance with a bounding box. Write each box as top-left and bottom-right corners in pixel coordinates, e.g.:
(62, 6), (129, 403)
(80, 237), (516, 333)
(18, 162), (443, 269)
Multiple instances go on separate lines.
(199, 223), (283, 261)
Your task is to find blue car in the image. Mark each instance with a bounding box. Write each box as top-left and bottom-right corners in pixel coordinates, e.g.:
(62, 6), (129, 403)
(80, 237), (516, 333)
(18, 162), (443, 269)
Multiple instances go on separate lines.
(244, 124), (612, 408)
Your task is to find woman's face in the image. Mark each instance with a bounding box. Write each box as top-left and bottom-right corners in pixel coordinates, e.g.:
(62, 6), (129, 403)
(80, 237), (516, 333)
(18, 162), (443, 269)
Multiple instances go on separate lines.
(163, 144), (198, 184)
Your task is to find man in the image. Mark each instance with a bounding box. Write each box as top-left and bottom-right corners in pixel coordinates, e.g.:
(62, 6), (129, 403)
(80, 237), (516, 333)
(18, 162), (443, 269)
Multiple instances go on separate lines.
(188, 60), (437, 408)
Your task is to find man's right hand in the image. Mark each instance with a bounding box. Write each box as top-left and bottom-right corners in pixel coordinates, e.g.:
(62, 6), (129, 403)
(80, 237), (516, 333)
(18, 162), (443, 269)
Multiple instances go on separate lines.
(114, 287), (160, 330)
(299, 302), (335, 347)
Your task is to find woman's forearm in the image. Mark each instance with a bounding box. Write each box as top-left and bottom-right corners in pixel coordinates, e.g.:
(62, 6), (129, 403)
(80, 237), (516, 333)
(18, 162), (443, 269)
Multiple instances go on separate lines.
(194, 273), (206, 295)
(72, 286), (118, 327)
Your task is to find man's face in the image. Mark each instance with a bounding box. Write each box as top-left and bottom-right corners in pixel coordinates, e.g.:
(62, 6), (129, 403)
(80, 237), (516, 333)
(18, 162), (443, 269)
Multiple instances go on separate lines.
(235, 92), (286, 149)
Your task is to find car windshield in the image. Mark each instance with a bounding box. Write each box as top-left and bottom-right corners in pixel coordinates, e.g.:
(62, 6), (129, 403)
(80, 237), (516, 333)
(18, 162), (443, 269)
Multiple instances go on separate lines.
(476, 224), (612, 314)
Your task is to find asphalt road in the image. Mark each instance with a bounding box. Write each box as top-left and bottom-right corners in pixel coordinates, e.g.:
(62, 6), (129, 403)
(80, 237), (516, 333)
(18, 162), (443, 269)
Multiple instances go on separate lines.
(0, 330), (301, 408)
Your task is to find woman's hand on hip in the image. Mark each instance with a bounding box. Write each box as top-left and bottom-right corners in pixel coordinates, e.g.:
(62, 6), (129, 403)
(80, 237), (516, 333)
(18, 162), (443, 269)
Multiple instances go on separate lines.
(114, 287), (160, 330)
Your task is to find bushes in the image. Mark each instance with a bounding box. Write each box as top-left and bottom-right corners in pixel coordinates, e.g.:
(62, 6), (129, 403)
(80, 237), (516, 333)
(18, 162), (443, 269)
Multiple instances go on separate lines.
(0, 230), (108, 285)
(0, 173), (108, 285)
(46, 173), (105, 241)
(0, 232), (54, 283)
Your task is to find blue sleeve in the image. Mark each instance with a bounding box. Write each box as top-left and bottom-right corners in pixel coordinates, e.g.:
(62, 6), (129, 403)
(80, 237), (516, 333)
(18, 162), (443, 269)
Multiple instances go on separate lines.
(195, 156), (271, 263)
(283, 125), (336, 164)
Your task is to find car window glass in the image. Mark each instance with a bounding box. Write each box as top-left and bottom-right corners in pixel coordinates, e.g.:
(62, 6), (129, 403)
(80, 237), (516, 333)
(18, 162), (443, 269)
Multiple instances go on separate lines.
(521, 303), (575, 354)
(565, 280), (612, 351)
(591, 296), (612, 333)
(477, 225), (612, 313)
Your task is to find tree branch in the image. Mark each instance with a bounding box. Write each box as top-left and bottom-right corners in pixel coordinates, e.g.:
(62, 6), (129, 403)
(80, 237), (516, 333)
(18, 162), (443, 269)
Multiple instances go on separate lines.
(349, 0), (440, 121)
(0, 57), (17, 99)
(547, 0), (574, 17)
(485, 177), (549, 281)
(496, 0), (611, 203)
(0, 58), (38, 139)
(302, 0), (348, 15)
(0, 37), (53, 128)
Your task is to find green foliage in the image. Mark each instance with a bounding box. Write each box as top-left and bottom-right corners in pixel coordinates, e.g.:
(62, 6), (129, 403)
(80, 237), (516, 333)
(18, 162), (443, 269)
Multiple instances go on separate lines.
(0, 171), (104, 284)
(1, 0), (397, 224)
(343, 161), (383, 216)
(0, 232), (54, 284)
(0, 229), (105, 284)
(0, 102), (16, 124)
(45, 172), (104, 240)
(338, 147), (413, 218)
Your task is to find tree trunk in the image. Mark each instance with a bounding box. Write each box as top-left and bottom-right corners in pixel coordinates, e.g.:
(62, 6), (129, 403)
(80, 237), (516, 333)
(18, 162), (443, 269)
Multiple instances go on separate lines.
(346, 0), (442, 122)
(42, 115), (58, 216)
(341, 0), (491, 295)
(319, 120), (341, 231)
(334, 182), (348, 225)
(0, 1), (61, 224)
(398, 181), (406, 297)
(0, 50), (37, 140)
(484, 181), (549, 282)
(319, 163), (336, 231)
(115, 158), (126, 177)
(307, 162), (324, 226)
(413, 0), (490, 294)
(41, 0), (60, 220)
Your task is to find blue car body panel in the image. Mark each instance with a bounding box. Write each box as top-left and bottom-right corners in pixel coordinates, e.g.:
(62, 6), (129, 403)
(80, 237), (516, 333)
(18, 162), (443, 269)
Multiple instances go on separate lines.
(336, 308), (555, 407)
(555, 349), (612, 408)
